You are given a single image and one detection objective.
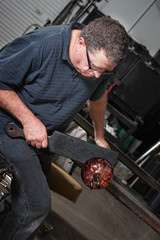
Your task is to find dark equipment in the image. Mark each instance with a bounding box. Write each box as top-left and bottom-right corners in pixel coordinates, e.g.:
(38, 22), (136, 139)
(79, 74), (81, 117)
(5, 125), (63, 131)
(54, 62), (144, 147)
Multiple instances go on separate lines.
(110, 57), (160, 122)
(107, 38), (160, 155)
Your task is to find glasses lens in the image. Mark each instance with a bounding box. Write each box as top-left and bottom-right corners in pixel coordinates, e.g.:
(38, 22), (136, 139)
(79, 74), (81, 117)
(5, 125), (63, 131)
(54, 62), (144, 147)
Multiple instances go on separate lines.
(86, 46), (115, 76)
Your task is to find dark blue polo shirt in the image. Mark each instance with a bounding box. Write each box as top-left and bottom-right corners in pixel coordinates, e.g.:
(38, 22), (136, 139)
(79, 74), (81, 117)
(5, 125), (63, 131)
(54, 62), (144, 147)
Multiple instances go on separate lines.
(0, 23), (109, 133)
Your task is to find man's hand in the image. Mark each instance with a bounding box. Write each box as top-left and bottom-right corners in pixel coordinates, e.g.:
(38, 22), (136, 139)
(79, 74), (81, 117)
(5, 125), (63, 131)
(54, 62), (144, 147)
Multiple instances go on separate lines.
(95, 137), (110, 149)
(0, 89), (48, 149)
(23, 118), (48, 149)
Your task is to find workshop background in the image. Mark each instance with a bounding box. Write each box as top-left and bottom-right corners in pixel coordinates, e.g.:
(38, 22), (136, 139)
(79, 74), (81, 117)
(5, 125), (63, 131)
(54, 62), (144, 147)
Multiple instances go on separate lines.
(0, 0), (160, 239)
(1, 0), (160, 55)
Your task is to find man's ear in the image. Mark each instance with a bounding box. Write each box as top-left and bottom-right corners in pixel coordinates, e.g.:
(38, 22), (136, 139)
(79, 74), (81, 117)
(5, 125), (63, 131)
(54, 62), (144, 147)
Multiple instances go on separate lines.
(78, 37), (85, 49)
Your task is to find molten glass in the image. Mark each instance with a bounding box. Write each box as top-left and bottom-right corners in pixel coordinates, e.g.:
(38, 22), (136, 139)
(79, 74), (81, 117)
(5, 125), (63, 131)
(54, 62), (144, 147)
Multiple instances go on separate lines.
(81, 157), (113, 190)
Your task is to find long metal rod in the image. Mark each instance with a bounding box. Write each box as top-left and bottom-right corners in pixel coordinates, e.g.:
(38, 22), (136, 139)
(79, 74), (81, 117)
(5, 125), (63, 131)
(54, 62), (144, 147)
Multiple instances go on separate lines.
(74, 113), (160, 191)
(135, 141), (160, 164)
(52, 0), (78, 25)
(70, 0), (96, 22)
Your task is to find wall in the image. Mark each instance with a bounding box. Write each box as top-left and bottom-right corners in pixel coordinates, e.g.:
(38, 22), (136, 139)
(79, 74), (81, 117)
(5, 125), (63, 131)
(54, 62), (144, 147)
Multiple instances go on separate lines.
(0, 0), (160, 56)
(0, 0), (70, 49)
(96, 0), (160, 57)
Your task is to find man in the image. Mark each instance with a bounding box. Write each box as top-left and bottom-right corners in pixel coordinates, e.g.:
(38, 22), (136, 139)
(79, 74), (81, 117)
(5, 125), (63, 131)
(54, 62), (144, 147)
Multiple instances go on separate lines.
(0, 16), (128, 239)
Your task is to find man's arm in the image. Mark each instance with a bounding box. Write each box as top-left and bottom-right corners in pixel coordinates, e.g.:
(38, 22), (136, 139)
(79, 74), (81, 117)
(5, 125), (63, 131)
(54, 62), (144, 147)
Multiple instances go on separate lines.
(88, 91), (110, 149)
(0, 88), (48, 149)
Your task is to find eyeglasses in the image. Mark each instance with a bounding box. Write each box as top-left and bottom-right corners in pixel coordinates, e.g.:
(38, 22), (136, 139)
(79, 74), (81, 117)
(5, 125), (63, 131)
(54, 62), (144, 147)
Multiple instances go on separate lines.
(86, 47), (115, 76)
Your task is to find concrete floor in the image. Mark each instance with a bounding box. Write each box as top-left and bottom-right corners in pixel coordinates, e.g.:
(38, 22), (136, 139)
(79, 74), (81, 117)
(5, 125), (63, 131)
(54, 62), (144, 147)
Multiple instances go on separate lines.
(36, 167), (160, 240)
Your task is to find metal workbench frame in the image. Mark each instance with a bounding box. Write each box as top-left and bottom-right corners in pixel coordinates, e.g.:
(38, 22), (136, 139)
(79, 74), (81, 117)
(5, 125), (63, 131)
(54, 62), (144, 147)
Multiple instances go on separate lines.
(74, 113), (160, 234)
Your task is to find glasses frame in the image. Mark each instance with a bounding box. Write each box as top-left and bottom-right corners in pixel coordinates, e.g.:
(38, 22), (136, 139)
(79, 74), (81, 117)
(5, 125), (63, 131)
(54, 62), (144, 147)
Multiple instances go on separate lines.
(86, 46), (115, 76)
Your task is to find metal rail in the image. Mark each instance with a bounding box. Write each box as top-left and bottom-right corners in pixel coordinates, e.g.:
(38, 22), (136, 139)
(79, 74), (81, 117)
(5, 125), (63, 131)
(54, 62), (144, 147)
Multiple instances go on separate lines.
(108, 178), (160, 234)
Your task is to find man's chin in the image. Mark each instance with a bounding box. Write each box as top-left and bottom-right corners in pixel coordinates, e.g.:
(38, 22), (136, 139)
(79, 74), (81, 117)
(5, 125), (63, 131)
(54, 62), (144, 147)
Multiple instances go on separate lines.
(77, 69), (94, 77)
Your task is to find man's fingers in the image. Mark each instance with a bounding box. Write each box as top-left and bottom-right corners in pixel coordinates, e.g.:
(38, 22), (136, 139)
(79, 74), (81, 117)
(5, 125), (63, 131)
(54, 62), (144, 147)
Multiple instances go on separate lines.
(23, 119), (48, 149)
(41, 138), (48, 148)
(27, 138), (48, 149)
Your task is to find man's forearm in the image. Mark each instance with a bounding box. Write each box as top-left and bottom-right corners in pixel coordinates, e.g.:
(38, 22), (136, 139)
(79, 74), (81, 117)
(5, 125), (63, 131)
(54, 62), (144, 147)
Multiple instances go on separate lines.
(0, 88), (36, 125)
(88, 92), (107, 139)
(88, 92), (110, 149)
(0, 88), (48, 148)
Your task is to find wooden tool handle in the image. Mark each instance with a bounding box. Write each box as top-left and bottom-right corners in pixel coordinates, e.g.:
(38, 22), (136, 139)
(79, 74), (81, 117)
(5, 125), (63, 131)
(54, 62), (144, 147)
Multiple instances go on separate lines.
(5, 122), (25, 139)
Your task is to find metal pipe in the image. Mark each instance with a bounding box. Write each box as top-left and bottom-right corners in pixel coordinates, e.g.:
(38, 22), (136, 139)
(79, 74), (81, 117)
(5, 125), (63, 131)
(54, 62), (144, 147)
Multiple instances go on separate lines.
(52, 0), (78, 25)
(135, 141), (160, 164)
(70, 0), (96, 22)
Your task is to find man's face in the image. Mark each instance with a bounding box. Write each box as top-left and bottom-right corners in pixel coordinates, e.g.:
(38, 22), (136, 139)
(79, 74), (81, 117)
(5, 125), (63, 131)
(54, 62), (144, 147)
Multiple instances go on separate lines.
(72, 38), (117, 78)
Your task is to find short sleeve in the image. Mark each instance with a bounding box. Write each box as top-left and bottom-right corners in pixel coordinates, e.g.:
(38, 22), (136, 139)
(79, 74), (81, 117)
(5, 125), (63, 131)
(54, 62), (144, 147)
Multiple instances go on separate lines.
(0, 37), (35, 90)
(89, 78), (108, 101)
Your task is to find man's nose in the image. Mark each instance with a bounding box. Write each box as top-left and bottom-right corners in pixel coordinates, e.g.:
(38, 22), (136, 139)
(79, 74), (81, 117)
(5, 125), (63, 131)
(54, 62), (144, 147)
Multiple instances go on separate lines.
(94, 71), (102, 78)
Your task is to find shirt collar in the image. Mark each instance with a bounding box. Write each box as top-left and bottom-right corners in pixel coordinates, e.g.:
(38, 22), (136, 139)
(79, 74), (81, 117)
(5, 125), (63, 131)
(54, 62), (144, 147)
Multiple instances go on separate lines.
(62, 22), (85, 62)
